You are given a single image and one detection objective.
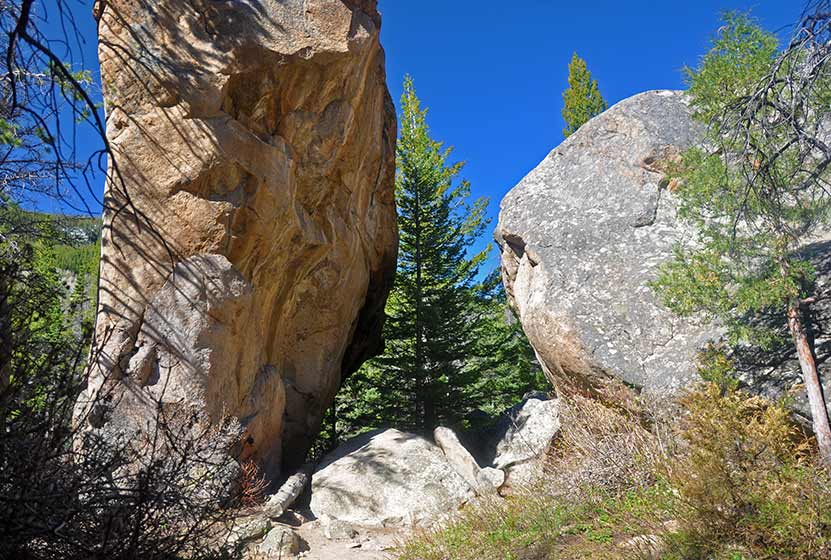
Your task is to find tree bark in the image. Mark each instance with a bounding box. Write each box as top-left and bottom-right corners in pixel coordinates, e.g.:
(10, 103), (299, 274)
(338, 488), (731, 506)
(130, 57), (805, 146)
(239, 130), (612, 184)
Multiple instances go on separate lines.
(787, 299), (831, 467)
(0, 258), (17, 394)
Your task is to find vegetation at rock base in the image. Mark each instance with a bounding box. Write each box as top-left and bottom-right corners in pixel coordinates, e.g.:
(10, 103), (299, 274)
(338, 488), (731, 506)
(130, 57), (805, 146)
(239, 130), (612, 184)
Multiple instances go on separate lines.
(561, 52), (608, 138)
(650, 11), (831, 464)
(399, 383), (831, 560)
(324, 77), (546, 444)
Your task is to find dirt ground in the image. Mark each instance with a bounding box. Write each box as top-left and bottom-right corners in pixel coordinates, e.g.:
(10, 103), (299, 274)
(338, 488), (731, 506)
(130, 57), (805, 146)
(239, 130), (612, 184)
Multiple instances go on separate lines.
(284, 511), (406, 560)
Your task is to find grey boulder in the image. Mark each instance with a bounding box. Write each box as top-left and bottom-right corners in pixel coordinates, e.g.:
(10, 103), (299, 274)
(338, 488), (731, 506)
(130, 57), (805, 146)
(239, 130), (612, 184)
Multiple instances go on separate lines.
(487, 396), (560, 488)
(258, 525), (302, 557)
(495, 89), (831, 418)
(496, 90), (711, 397)
(309, 429), (475, 527)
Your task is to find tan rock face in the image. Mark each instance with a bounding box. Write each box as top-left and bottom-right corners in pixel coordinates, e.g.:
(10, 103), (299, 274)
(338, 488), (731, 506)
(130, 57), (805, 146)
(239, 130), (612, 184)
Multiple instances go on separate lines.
(83, 0), (397, 477)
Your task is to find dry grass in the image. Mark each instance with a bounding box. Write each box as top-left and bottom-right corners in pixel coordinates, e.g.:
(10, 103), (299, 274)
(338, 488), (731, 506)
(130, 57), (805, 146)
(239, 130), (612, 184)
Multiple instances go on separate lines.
(549, 392), (661, 497)
(239, 460), (267, 509)
(399, 384), (831, 560)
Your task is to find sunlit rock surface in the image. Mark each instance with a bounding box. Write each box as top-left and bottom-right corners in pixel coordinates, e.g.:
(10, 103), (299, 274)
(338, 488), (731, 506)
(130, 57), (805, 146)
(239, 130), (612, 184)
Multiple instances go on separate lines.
(496, 90), (709, 397)
(496, 90), (831, 422)
(79, 0), (397, 477)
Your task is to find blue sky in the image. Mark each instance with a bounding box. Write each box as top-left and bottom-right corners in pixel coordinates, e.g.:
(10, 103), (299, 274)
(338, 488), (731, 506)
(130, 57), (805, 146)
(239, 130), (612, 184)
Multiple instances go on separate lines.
(378, 1), (797, 267)
(43, 0), (798, 268)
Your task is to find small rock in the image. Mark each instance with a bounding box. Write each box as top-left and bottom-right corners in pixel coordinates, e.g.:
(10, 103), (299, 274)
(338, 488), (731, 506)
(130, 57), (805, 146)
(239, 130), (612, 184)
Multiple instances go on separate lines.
(258, 525), (301, 557)
(476, 467), (506, 493)
(483, 396), (560, 490)
(275, 509), (308, 527)
(319, 514), (359, 540)
(492, 397), (560, 470)
(360, 540), (388, 551)
(229, 515), (271, 545)
(434, 426), (482, 491)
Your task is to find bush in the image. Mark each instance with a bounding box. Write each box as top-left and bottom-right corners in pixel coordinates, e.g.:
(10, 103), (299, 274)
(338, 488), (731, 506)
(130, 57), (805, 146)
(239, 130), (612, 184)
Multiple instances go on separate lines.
(0, 238), (243, 560)
(660, 384), (831, 559)
(399, 384), (831, 560)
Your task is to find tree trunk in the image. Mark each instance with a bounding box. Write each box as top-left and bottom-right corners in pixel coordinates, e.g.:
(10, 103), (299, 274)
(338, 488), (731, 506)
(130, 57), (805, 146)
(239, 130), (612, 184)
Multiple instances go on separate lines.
(787, 299), (831, 467)
(413, 154), (425, 434)
(423, 398), (435, 435)
(0, 262), (15, 394)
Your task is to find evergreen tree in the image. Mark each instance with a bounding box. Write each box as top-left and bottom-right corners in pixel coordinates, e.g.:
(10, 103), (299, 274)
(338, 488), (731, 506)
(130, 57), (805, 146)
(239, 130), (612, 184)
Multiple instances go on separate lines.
(326, 77), (546, 442)
(651, 13), (831, 465)
(378, 75), (490, 434)
(561, 52), (608, 138)
(465, 270), (547, 416)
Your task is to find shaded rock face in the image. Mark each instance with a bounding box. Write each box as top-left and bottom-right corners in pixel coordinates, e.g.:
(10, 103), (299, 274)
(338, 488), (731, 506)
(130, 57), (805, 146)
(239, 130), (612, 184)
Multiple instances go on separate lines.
(309, 429), (475, 527)
(496, 90), (708, 397)
(732, 239), (831, 423)
(82, 0), (397, 477)
(495, 90), (831, 418)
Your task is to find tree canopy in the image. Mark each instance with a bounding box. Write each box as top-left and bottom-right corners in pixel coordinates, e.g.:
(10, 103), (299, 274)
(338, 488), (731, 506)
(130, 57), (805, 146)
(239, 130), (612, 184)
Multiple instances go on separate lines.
(561, 52), (608, 138)
(652, 12), (831, 465)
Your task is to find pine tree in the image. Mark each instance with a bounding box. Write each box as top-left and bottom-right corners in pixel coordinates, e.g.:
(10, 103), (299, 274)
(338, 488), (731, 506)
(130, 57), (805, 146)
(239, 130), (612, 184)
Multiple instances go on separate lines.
(378, 75), (491, 434)
(561, 52), (608, 138)
(465, 271), (547, 416)
(651, 13), (831, 466)
(324, 77), (547, 444)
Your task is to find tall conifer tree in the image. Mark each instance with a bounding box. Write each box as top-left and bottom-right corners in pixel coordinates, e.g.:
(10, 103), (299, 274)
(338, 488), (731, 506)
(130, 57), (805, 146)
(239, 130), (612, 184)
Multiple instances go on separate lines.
(324, 77), (547, 445)
(379, 75), (490, 434)
(561, 52), (608, 137)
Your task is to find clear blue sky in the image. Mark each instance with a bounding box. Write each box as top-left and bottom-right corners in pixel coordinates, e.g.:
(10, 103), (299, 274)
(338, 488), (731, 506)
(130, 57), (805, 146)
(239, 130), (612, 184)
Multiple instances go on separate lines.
(377, 1), (797, 267)
(44, 0), (799, 268)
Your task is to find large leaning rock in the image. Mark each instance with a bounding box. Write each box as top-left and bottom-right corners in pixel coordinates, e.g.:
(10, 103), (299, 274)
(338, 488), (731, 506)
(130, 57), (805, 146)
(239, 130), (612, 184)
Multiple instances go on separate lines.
(78, 0), (397, 477)
(309, 429), (475, 527)
(496, 90), (708, 396)
(495, 90), (831, 418)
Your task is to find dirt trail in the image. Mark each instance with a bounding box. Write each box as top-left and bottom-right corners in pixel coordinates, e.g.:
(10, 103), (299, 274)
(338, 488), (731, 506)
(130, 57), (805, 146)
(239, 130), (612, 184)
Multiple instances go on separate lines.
(294, 518), (404, 560)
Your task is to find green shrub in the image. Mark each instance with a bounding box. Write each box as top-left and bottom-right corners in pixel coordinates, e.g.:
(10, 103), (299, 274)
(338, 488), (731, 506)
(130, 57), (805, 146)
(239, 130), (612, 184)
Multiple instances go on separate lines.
(659, 384), (831, 559)
(399, 384), (831, 560)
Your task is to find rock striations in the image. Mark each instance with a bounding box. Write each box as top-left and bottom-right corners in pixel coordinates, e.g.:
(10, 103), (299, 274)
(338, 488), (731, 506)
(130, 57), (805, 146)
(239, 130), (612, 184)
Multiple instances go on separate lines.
(79, 0), (397, 478)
